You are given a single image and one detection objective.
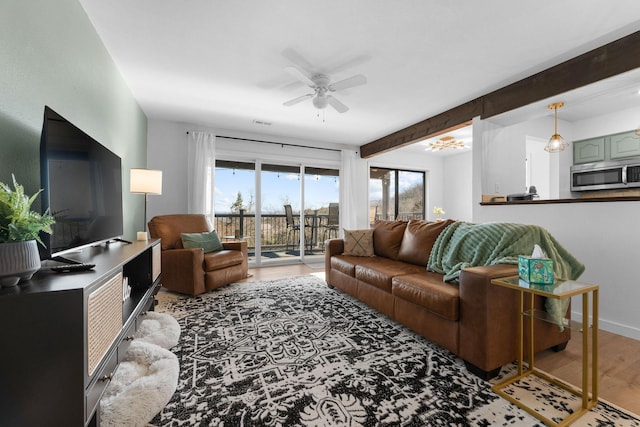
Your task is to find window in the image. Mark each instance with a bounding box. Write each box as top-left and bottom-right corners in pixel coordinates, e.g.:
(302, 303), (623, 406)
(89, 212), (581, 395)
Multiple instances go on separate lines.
(370, 168), (424, 222)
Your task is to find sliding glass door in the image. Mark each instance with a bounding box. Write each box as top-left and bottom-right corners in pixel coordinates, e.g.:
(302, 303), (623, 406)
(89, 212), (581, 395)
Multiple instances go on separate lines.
(213, 161), (256, 263)
(260, 163), (302, 264)
(303, 167), (340, 259)
(214, 160), (339, 266)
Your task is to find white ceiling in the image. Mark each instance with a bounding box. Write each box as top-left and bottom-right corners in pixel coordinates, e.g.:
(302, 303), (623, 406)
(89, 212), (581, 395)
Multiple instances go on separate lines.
(78, 0), (640, 151)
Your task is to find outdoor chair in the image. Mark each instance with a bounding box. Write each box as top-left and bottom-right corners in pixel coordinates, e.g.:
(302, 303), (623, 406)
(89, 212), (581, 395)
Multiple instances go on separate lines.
(284, 204), (311, 252)
(321, 202), (340, 242)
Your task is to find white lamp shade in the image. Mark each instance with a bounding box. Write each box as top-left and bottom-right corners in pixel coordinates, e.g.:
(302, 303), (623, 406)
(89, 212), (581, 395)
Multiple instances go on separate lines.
(130, 169), (162, 194)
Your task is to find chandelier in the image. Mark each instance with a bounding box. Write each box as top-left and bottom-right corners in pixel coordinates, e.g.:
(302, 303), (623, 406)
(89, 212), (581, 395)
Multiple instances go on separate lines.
(428, 135), (466, 151)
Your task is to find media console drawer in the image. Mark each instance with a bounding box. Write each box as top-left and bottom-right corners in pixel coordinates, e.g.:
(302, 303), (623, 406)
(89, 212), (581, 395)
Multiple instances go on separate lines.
(86, 346), (118, 421)
(118, 318), (137, 362)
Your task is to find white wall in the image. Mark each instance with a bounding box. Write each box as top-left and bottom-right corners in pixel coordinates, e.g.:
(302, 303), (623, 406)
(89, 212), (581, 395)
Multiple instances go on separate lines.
(146, 120), (190, 218)
(443, 151), (473, 222)
(473, 114), (640, 340)
(573, 105), (640, 140)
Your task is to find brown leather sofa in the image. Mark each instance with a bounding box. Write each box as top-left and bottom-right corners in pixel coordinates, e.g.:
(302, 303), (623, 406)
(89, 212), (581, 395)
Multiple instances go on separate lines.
(148, 214), (248, 295)
(325, 219), (570, 379)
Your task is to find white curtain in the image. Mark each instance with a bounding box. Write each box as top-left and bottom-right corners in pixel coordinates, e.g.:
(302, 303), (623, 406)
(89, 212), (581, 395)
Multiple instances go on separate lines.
(187, 131), (216, 222)
(340, 149), (369, 230)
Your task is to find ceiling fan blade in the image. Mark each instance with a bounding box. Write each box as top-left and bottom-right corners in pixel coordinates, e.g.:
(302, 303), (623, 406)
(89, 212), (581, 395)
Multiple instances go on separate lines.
(327, 95), (349, 113)
(327, 54), (372, 74)
(329, 74), (367, 92)
(284, 66), (315, 87)
(283, 93), (313, 106)
(282, 48), (316, 73)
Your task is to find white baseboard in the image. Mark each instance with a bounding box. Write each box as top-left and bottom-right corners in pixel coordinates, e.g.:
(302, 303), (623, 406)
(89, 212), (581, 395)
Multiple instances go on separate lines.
(571, 310), (640, 341)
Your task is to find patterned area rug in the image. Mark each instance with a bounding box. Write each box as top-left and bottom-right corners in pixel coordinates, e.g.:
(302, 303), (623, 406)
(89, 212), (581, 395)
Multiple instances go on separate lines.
(152, 276), (640, 426)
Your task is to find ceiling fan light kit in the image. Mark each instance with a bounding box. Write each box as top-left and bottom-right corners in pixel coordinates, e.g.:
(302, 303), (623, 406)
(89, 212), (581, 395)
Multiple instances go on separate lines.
(282, 66), (366, 114)
(427, 135), (466, 151)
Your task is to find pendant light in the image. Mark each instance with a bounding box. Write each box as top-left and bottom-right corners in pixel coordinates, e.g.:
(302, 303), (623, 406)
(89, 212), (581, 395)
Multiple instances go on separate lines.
(545, 102), (569, 152)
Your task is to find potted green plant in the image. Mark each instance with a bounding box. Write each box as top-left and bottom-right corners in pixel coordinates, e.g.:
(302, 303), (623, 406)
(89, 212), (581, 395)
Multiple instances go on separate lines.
(0, 174), (55, 287)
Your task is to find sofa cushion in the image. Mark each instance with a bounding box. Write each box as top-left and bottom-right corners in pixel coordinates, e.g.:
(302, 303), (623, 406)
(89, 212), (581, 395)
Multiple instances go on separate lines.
(330, 255), (359, 277)
(355, 258), (425, 292)
(397, 219), (455, 266)
(392, 272), (460, 321)
(203, 250), (244, 272)
(343, 228), (375, 256)
(372, 220), (408, 260)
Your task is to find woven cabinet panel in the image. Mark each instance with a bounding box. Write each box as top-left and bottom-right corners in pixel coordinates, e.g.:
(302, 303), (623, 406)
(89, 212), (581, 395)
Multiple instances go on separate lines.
(87, 273), (123, 376)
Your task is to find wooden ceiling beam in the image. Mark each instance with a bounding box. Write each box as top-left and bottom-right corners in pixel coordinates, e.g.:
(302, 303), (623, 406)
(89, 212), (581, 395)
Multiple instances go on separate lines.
(482, 31), (640, 119)
(359, 100), (480, 158)
(359, 31), (640, 159)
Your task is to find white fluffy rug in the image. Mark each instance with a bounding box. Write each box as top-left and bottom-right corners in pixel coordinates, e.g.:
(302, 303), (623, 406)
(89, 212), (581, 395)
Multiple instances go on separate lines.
(135, 311), (181, 349)
(100, 340), (179, 427)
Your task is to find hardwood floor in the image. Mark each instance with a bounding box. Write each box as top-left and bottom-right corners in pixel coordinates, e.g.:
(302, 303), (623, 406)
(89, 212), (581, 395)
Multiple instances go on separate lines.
(242, 263), (321, 283)
(536, 325), (640, 415)
(240, 264), (640, 416)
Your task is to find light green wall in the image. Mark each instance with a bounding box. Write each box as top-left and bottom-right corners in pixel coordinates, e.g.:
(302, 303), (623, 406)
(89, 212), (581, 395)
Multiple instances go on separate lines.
(0, 0), (147, 240)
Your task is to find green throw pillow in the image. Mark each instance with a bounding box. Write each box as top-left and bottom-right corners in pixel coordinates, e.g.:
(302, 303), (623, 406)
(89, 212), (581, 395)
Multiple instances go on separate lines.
(181, 230), (223, 253)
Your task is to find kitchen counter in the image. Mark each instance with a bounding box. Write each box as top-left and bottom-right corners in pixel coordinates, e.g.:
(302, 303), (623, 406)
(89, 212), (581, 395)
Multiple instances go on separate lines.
(480, 194), (640, 206)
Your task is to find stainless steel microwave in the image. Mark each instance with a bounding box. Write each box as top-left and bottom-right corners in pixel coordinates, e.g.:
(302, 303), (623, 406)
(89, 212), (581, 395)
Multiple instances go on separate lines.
(571, 159), (640, 191)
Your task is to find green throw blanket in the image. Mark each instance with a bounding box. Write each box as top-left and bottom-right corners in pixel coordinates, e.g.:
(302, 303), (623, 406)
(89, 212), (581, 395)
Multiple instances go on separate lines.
(427, 222), (585, 330)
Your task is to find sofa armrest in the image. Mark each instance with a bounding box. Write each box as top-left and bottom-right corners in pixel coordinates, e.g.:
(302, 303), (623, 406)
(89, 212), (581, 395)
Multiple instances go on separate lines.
(324, 238), (344, 276)
(222, 240), (247, 252)
(458, 264), (519, 374)
(161, 248), (206, 295)
(223, 240), (249, 276)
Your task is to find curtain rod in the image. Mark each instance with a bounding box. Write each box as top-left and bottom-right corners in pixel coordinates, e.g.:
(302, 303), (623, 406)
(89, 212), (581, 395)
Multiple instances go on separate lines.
(186, 132), (342, 153)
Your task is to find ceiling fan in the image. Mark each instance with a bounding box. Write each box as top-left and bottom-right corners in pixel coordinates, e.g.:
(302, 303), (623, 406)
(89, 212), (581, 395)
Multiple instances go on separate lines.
(282, 64), (367, 113)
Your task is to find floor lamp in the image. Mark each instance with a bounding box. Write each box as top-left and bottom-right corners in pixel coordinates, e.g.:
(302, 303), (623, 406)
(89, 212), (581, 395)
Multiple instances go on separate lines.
(130, 168), (163, 240)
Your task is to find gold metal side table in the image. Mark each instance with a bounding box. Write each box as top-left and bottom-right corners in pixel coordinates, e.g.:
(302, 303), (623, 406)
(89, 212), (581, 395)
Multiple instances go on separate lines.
(491, 276), (599, 427)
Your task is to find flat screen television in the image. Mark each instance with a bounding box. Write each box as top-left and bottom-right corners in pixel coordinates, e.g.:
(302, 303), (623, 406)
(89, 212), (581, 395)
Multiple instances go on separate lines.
(39, 106), (124, 260)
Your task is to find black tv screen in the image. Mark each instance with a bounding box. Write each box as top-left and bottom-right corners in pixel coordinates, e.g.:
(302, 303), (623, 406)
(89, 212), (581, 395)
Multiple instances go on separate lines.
(39, 106), (124, 259)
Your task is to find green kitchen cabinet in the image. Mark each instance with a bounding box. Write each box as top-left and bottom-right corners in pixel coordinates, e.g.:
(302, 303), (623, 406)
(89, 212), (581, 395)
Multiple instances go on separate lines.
(573, 137), (605, 164)
(610, 131), (640, 160)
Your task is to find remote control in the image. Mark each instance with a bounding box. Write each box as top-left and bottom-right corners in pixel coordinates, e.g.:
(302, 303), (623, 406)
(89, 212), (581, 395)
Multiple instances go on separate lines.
(50, 263), (96, 273)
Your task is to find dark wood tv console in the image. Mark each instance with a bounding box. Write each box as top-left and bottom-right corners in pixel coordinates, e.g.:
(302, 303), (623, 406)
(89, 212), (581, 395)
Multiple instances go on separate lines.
(0, 239), (161, 427)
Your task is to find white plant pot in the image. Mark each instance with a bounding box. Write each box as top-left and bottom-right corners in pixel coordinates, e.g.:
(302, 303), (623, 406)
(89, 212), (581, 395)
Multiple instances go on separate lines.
(0, 240), (42, 287)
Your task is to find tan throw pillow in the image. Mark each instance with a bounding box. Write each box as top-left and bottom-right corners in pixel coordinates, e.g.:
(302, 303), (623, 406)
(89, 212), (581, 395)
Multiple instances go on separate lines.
(343, 228), (375, 257)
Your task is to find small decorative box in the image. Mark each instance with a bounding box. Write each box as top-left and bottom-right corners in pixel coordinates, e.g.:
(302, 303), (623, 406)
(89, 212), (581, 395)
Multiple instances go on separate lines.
(518, 255), (554, 284)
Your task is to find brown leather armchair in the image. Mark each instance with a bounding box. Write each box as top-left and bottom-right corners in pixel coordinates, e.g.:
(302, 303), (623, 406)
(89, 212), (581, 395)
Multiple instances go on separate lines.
(148, 214), (248, 295)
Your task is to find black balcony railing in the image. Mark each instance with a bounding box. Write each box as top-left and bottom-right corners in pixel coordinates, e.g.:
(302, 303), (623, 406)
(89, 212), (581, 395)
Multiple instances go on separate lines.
(213, 210), (330, 254)
(213, 209), (424, 256)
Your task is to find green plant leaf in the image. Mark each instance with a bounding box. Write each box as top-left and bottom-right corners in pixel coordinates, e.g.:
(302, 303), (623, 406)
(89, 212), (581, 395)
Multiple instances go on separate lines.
(0, 174), (56, 245)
